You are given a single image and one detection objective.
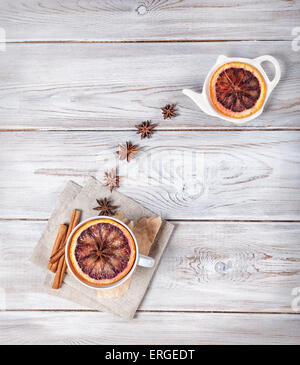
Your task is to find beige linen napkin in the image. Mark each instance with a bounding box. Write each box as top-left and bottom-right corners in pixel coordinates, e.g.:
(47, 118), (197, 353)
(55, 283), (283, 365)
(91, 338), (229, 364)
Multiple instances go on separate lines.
(31, 177), (174, 319)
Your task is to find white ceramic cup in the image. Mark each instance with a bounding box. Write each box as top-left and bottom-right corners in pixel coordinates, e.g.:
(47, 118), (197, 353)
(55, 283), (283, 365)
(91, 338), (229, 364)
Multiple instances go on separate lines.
(183, 54), (281, 123)
(65, 216), (155, 290)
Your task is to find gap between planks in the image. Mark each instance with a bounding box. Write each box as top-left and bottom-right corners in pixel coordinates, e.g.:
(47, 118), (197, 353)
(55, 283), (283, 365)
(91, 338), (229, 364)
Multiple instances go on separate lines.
(2, 40), (291, 45)
(1, 129), (300, 132)
(2, 309), (299, 315)
(1, 218), (300, 223)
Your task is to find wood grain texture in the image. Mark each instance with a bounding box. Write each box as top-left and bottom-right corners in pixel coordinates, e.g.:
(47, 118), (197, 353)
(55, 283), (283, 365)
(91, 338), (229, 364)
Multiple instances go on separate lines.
(1, 312), (300, 345)
(2, 220), (300, 313)
(0, 42), (299, 130)
(1, 131), (300, 220)
(0, 0), (299, 42)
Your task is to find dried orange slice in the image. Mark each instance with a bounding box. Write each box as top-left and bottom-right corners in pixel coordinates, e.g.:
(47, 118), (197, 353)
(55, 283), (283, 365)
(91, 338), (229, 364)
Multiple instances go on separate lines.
(68, 218), (136, 286)
(210, 62), (266, 119)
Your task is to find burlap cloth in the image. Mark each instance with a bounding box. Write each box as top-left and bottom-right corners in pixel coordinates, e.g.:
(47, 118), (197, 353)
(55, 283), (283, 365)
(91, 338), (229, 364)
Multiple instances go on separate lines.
(31, 177), (174, 319)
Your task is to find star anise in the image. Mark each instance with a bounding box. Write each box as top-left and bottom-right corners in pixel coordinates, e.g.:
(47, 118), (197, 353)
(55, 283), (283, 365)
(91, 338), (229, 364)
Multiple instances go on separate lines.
(93, 197), (118, 216)
(103, 169), (120, 193)
(161, 104), (177, 119)
(135, 121), (157, 139)
(116, 141), (139, 162)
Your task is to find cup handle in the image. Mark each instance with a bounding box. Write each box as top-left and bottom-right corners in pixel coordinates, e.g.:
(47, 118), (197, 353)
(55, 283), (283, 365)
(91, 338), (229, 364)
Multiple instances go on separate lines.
(254, 55), (281, 92)
(137, 254), (155, 268)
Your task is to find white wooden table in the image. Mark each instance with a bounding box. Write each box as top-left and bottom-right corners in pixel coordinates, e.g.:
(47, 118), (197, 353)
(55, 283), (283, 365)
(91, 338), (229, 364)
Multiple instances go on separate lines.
(1, 0), (300, 345)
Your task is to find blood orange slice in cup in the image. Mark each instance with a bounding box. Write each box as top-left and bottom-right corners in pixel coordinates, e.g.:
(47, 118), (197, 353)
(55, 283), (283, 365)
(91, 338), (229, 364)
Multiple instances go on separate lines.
(68, 218), (136, 286)
(210, 62), (266, 119)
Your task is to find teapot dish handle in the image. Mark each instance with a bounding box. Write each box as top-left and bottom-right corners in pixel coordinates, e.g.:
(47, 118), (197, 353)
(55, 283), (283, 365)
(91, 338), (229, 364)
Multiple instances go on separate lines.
(254, 55), (281, 93)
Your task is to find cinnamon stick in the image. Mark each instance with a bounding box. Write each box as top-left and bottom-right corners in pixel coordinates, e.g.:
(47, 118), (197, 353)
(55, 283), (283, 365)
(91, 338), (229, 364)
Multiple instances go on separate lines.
(49, 225), (68, 273)
(48, 224), (68, 272)
(52, 209), (81, 289)
(49, 207), (81, 263)
(49, 245), (65, 265)
(59, 256), (68, 288)
(50, 210), (76, 272)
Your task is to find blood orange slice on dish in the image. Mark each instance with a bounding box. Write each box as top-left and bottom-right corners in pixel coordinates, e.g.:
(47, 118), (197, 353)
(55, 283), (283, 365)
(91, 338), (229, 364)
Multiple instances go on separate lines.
(210, 62), (266, 119)
(69, 218), (136, 286)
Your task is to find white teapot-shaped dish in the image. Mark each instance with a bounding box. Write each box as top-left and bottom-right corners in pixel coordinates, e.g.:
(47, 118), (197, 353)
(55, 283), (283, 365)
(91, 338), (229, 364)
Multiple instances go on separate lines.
(183, 55), (281, 123)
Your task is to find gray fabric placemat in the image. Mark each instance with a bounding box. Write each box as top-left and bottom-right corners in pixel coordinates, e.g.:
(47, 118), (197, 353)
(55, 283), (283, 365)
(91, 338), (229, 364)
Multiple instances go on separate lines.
(31, 177), (174, 319)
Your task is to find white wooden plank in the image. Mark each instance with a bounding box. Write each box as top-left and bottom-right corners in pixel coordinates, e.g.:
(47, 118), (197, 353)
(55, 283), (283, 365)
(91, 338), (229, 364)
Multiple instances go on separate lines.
(1, 220), (300, 313)
(1, 131), (300, 220)
(1, 311), (300, 345)
(146, 221), (300, 312)
(0, 41), (299, 130)
(0, 0), (299, 41)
